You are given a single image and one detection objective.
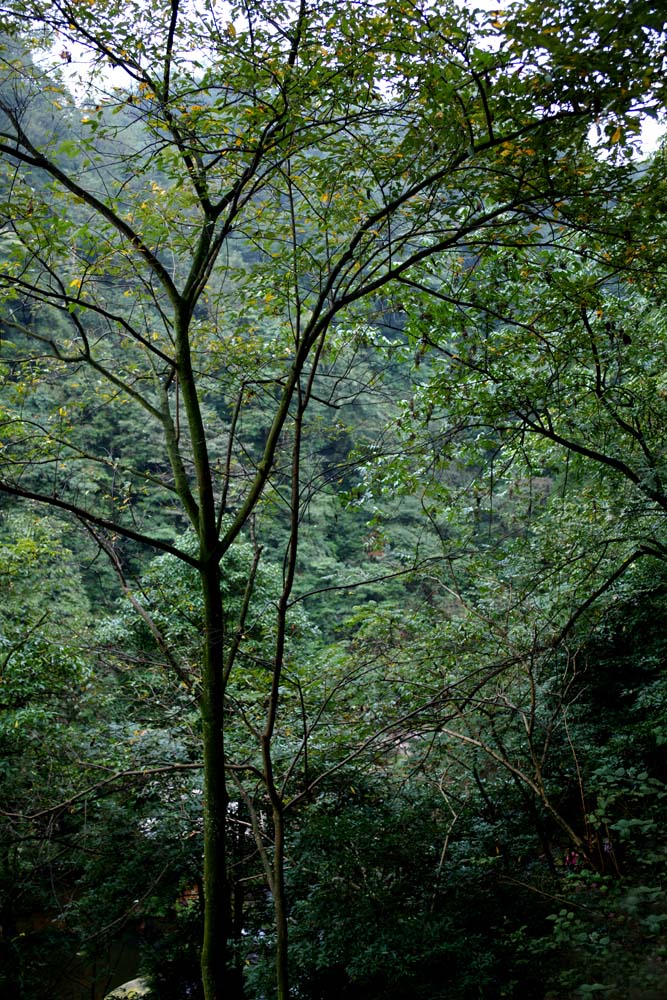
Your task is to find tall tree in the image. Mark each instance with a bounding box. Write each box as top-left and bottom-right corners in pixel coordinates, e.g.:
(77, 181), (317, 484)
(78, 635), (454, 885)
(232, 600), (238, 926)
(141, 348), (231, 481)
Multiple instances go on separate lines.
(0, 1), (660, 995)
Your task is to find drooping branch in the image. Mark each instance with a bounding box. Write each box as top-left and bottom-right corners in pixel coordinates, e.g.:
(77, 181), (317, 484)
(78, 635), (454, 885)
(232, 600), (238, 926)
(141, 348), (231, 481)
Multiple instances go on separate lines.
(0, 481), (198, 565)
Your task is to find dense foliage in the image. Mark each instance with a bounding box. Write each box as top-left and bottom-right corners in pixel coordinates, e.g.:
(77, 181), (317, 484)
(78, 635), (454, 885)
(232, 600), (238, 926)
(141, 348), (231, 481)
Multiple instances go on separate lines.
(1, 2), (666, 998)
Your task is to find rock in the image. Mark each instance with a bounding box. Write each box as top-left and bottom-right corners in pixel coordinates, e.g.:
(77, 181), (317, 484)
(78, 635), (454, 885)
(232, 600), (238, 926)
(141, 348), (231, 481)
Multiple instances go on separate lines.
(104, 978), (152, 999)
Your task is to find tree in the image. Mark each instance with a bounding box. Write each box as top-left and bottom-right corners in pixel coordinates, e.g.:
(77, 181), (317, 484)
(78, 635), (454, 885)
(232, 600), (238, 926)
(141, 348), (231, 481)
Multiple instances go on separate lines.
(0, 2), (660, 996)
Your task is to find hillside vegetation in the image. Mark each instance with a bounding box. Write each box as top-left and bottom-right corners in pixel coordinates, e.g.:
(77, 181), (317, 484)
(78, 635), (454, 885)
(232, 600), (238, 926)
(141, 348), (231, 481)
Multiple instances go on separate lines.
(1, 3), (666, 998)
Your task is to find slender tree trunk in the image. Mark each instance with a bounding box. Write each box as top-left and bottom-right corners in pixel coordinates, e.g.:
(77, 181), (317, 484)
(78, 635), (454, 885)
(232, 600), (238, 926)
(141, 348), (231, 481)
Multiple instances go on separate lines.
(272, 802), (289, 1000)
(262, 368), (319, 1000)
(199, 559), (241, 1000)
(173, 294), (244, 997)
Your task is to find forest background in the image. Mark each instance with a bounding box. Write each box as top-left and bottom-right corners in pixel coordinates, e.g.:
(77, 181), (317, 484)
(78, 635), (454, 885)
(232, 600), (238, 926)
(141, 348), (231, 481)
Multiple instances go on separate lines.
(1, 1), (667, 998)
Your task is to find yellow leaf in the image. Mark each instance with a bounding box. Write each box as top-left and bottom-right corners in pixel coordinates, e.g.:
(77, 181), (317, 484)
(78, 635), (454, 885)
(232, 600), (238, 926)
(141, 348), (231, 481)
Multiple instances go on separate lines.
(69, 278), (82, 289)
(611, 126), (623, 144)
